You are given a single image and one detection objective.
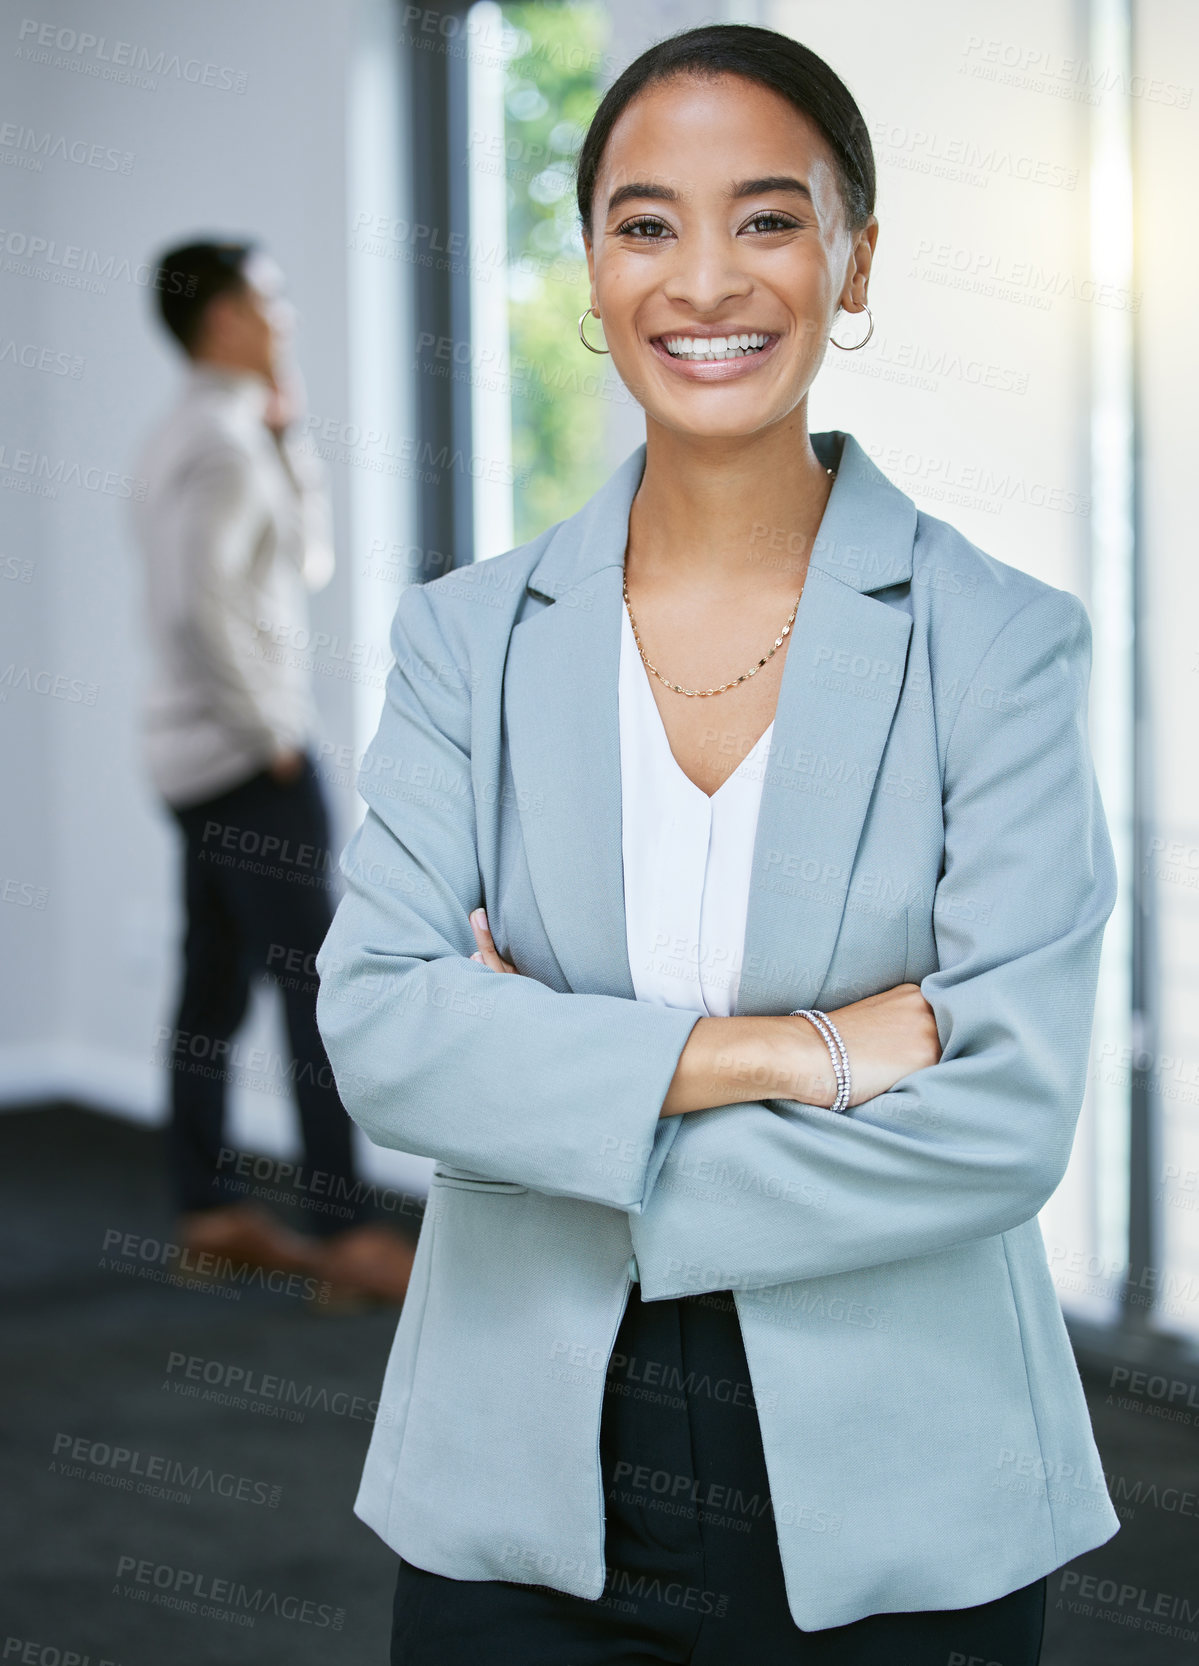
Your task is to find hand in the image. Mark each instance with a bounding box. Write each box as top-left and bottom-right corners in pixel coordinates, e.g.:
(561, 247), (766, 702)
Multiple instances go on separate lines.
(468, 908), (520, 974)
(268, 746), (306, 785)
(663, 983), (943, 1120)
(263, 361), (306, 437)
(815, 983), (942, 1107)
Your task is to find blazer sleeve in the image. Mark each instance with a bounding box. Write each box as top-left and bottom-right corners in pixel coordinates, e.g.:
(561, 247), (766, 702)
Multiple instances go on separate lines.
(627, 587), (1118, 1298)
(314, 580), (702, 1212)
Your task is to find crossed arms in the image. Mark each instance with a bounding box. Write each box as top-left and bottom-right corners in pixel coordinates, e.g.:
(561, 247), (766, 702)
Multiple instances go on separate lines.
(314, 579), (1116, 1296)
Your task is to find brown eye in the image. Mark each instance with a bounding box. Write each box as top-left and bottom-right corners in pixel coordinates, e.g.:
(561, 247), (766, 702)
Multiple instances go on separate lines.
(747, 212), (797, 234)
(617, 217), (671, 239)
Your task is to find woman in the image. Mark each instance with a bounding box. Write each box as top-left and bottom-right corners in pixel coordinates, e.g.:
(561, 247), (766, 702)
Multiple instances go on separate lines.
(315, 24), (1119, 1665)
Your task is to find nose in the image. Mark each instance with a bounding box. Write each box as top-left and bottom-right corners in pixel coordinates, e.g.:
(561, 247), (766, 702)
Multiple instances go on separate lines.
(658, 225), (753, 316)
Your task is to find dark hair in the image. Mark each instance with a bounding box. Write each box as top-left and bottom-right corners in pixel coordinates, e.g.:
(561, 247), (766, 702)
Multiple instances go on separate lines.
(575, 25), (874, 241)
(153, 239), (257, 352)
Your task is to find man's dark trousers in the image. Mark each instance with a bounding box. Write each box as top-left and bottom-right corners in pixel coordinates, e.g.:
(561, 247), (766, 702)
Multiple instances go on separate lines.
(166, 751), (364, 1237)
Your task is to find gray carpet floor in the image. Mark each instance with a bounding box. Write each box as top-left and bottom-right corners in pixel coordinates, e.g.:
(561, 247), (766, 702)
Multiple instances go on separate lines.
(1, 1104), (1196, 1664)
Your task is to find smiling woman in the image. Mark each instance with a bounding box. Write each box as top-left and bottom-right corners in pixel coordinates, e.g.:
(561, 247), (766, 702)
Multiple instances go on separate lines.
(572, 56), (883, 795)
(313, 23), (1119, 1666)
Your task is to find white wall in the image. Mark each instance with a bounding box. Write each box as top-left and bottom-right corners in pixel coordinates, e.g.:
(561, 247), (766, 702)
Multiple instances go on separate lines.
(760, 0), (1197, 1332)
(1135, 0), (1199, 1338)
(760, 0), (1104, 1311)
(0, 0), (428, 1190)
(5, 0), (1195, 1300)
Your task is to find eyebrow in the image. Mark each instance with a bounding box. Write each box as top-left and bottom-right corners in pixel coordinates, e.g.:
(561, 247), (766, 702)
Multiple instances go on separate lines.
(605, 175), (813, 216)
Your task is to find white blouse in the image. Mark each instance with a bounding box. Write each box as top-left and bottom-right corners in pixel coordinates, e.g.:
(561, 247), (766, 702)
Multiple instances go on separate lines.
(619, 601), (774, 1019)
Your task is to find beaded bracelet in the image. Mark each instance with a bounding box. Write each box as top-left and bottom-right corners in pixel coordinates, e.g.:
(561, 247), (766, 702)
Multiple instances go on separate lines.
(789, 1008), (853, 1114)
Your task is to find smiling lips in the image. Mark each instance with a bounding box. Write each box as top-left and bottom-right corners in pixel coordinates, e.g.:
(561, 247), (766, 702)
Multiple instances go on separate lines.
(657, 331), (774, 361)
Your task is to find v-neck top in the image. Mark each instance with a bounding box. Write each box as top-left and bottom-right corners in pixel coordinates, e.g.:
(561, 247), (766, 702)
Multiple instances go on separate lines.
(618, 601), (774, 1019)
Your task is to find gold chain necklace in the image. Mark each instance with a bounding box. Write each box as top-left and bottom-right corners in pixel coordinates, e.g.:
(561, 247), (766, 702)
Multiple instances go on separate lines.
(623, 467), (836, 698)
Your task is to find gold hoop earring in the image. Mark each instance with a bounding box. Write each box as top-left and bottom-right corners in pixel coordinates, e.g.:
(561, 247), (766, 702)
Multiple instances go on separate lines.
(577, 306), (610, 355)
(829, 301), (874, 352)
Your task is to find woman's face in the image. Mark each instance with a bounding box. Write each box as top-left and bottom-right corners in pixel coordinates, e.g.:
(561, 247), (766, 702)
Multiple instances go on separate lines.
(582, 73), (877, 443)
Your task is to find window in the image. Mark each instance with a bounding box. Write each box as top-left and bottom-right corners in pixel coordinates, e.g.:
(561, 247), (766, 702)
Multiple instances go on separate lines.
(467, 0), (614, 555)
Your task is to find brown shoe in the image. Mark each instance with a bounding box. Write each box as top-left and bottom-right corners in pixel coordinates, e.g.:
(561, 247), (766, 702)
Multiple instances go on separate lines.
(312, 1224), (415, 1306)
(177, 1202), (322, 1277)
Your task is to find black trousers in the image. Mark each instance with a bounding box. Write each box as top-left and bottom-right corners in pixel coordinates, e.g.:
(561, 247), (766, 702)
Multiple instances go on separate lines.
(391, 1287), (1047, 1664)
(165, 753), (366, 1236)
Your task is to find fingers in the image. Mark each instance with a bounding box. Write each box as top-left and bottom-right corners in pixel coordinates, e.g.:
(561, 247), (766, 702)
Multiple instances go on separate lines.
(469, 908), (516, 974)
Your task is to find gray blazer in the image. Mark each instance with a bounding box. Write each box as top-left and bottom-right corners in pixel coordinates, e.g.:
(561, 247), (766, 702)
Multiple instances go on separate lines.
(315, 429), (1120, 1630)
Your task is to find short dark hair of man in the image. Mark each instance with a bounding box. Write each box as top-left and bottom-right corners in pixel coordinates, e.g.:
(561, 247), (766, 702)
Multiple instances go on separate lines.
(154, 239), (258, 354)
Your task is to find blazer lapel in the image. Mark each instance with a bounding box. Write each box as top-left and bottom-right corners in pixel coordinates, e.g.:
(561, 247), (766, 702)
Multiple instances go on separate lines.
(737, 563), (912, 1013)
(504, 454), (644, 1001)
(503, 432), (916, 1013)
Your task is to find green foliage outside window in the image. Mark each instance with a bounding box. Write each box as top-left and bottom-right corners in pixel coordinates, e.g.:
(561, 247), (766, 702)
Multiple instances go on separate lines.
(498, 1), (613, 543)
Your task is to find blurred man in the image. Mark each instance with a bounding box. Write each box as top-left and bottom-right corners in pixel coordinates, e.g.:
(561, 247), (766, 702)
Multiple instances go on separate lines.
(130, 239), (412, 1305)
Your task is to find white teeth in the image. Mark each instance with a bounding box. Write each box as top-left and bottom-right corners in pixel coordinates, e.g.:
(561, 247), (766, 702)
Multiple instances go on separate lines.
(660, 332), (770, 361)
